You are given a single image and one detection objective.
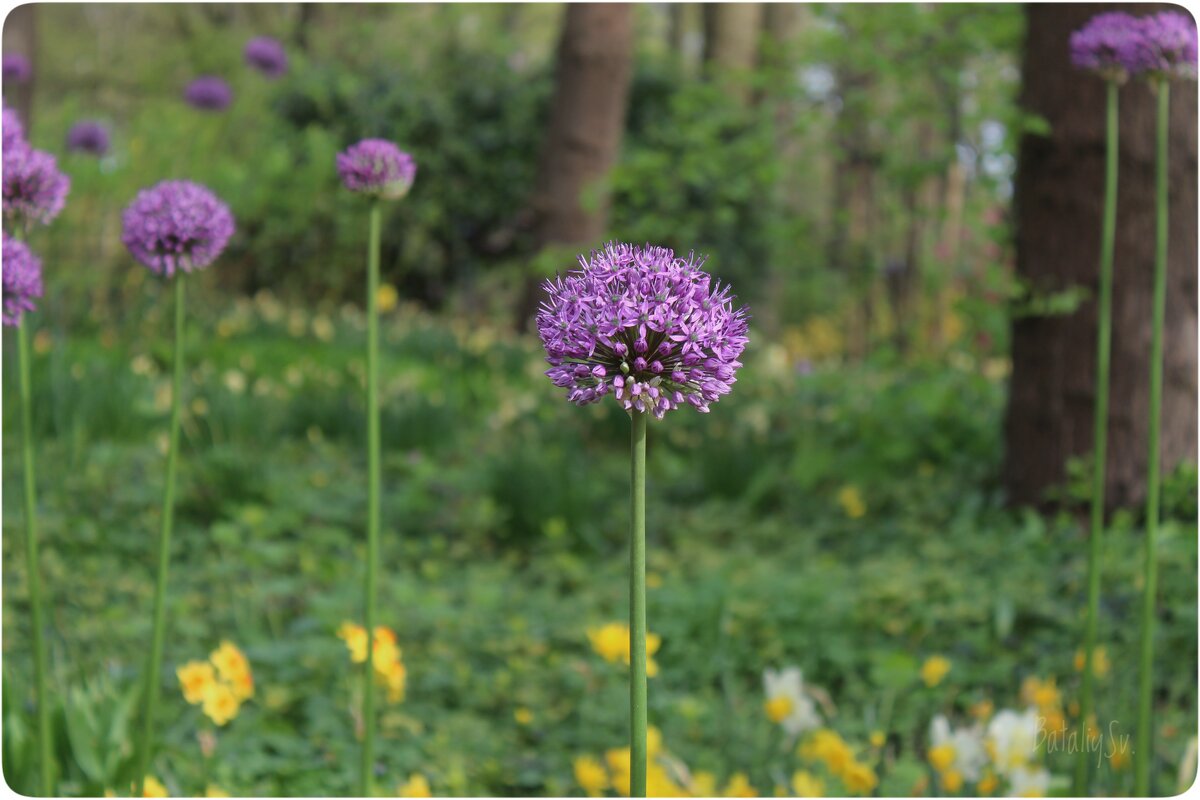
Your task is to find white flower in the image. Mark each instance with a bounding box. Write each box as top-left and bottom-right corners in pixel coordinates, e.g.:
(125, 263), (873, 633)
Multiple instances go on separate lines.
(1006, 765), (1050, 797)
(930, 714), (988, 781)
(987, 708), (1040, 776)
(763, 667), (821, 737)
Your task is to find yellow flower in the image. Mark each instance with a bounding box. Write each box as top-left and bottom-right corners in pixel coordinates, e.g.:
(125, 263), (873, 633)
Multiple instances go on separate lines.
(177, 661), (216, 705)
(377, 284), (399, 313)
(842, 762), (878, 795)
(202, 683), (241, 726)
(205, 786), (229, 798)
(397, 773), (431, 798)
(690, 771), (718, 797)
(920, 655), (951, 688)
(210, 641), (250, 684)
(869, 730), (886, 748)
(765, 695), (794, 724)
(338, 621), (369, 663)
(791, 770), (824, 797)
(1110, 741), (1131, 771)
(1074, 647), (1110, 678)
(229, 669), (255, 702)
(514, 707), (533, 725)
(1020, 676), (1060, 712)
(970, 699), (995, 721)
(384, 659), (407, 704)
(588, 623), (628, 664)
(941, 769), (963, 793)
(798, 729), (852, 775)
(574, 756), (609, 797)
(646, 726), (663, 758)
(647, 763), (688, 797)
(977, 770), (998, 795)
(836, 485), (866, 519)
(141, 776), (168, 797)
(929, 742), (957, 773)
(723, 772), (758, 797)
(605, 748), (632, 797)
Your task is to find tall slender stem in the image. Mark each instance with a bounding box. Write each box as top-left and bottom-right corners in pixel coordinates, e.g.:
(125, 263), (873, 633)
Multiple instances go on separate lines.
(136, 274), (186, 795)
(629, 410), (648, 798)
(360, 201), (383, 796)
(1135, 80), (1169, 797)
(1075, 79), (1119, 796)
(18, 320), (54, 795)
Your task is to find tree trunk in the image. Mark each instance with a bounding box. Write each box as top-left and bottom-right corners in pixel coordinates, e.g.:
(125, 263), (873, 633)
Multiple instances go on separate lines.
(702, 3), (764, 105)
(516, 3), (634, 328)
(1003, 3), (1198, 509)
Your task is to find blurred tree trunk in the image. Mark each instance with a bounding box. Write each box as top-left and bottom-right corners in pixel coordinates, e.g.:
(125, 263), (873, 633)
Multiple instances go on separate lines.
(1004, 3), (1198, 509)
(292, 3), (319, 52)
(703, 3), (764, 104)
(3, 4), (37, 128)
(516, 3), (634, 328)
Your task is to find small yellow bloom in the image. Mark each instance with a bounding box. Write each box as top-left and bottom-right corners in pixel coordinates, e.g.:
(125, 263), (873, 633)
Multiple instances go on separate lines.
(929, 743), (956, 773)
(799, 729), (852, 775)
(605, 748), (632, 796)
(587, 623), (628, 664)
(141, 776), (168, 798)
(941, 769), (963, 793)
(723, 772), (758, 797)
(338, 621), (369, 662)
(1110, 742), (1131, 771)
(970, 699), (994, 721)
(202, 683), (241, 726)
(690, 771), (718, 797)
(377, 284), (400, 313)
(210, 641), (250, 684)
(977, 770), (998, 795)
(836, 485), (867, 519)
(765, 695), (794, 724)
(397, 773), (431, 798)
(574, 756), (609, 797)
(205, 786), (229, 798)
(920, 655), (951, 688)
(1074, 647), (1110, 678)
(869, 730), (886, 748)
(1020, 676), (1061, 711)
(842, 761), (878, 795)
(177, 661), (216, 705)
(384, 659), (407, 704)
(791, 770), (824, 797)
(514, 707), (533, 725)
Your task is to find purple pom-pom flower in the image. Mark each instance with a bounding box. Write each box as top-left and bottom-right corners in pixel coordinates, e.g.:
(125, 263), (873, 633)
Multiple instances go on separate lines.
(2, 233), (42, 326)
(2, 54), (31, 84)
(1129, 11), (1198, 80)
(66, 120), (111, 157)
(336, 139), (417, 200)
(183, 76), (233, 111)
(537, 242), (749, 419)
(1070, 12), (1142, 81)
(121, 180), (235, 276)
(244, 36), (288, 78)
(3, 107), (25, 154)
(3, 147), (70, 227)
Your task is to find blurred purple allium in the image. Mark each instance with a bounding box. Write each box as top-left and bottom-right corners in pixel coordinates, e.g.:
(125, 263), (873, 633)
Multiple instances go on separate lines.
(2, 54), (31, 84)
(2, 233), (42, 326)
(1070, 12), (1141, 80)
(121, 180), (235, 276)
(66, 120), (111, 157)
(1129, 11), (1198, 79)
(183, 76), (233, 111)
(3, 107), (25, 154)
(244, 36), (288, 78)
(336, 139), (417, 200)
(3, 147), (70, 227)
(537, 242), (749, 418)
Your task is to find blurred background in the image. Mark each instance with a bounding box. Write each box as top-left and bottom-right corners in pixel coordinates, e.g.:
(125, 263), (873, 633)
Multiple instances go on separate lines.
(1, 3), (1196, 797)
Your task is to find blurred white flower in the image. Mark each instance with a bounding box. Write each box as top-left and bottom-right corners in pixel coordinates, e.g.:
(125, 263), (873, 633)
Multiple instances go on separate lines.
(987, 708), (1040, 776)
(1006, 765), (1050, 797)
(930, 714), (988, 781)
(762, 667), (821, 737)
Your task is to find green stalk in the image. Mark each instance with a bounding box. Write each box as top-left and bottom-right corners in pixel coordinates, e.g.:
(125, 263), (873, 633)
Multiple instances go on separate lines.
(136, 273), (186, 795)
(17, 320), (54, 795)
(629, 410), (648, 798)
(1074, 79), (1119, 796)
(359, 201), (383, 796)
(1135, 80), (1169, 797)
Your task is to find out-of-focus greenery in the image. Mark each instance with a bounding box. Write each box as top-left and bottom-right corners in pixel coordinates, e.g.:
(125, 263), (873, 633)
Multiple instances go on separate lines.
(2, 301), (1196, 795)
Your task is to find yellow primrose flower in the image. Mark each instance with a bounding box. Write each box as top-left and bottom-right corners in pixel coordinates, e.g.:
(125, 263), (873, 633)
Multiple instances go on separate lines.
(723, 772), (758, 797)
(202, 683), (240, 726)
(869, 730), (886, 748)
(384, 659), (407, 704)
(588, 623), (628, 664)
(1110, 741), (1131, 771)
(842, 762), (878, 795)
(1020, 676), (1061, 712)
(977, 770), (999, 795)
(140, 776), (168, 798)
(205, 786), (229, 798)
(574, 756), (609, 797)
(921, 655), (952, 688)
(646, 726), (663, 758)
(765, 695), (794, 724)
(798, 729), (853, 775)
(690, 771), (718, 797)
(1074, 647), (1110, 678)
(514, 707), (534, 725)
(377, 284), (399, 313)
(929, 742), (957, 773)
(397, 773), (431, 798)
(338, 621), (369, 663)
(791, 770), (824, 797)
(647, 763), (687, 797)
(177, 661), (216, 705)
(605, 748), (632, 797)
(836, 485), (866, 519)
(210, 641), (250, 684)
(941, 769), (963, 793)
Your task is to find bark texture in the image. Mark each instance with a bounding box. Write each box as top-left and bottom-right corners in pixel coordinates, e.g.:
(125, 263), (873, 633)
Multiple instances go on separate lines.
(1004, 3), (1198, 509)
(703, 3), (764, 104)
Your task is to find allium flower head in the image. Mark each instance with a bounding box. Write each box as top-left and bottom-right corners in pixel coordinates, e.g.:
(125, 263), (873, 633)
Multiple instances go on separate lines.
(537, 242), (749, 418)
(336, 139), (417, 200)
(1129, 11), (1198, 80)
(3, 147), (70, 227)
(2, 54), (30, 84)
(3, 107), (25, 154)
(244, 36), (288, 78)
(66, 120), (111, 157)
(184, 76), (233, 111)
(121, 180), (235, 276)
(1070, 12), (1142, 81)
(2, 233), (43, 326)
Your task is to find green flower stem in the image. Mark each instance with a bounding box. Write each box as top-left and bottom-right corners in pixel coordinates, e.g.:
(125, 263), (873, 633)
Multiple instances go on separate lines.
(629, 409), (648, 798)
(360, 201), (383, 796)
(1074, 79), (1119, 796)
(136, 273), (186, 795)
(1135, 79), (1170, 797)
(17, 319), (54, 796)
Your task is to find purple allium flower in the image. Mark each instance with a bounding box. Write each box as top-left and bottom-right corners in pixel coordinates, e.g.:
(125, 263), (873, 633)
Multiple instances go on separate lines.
(121, 180), (235, 276)
(2, 233), (42, 326)
(1129, 11), (1198, 80)
(65, 120), (110, 157)
(1070, 12), (1142, 81)
(3, 107), (25, 154)
(2, 54), (31, 84)
(3, 147), (70, 227)
(537, 242), (749, 418)
(183, 76), (233, 111)
(336, 139), (417, 200)
(244, 36), (288, 78)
